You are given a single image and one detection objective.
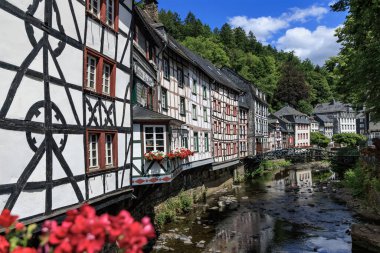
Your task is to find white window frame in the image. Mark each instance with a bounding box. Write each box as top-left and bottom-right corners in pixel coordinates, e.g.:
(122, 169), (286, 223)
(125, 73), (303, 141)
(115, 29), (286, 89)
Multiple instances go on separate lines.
(144, 125), (166, 153)
(89, 0), (101, 18)
(203, 107), (208, 122)
(105, 134), (113, 166)
(192, 104), (197, 120)
(102, 63), (111, 95)
(89, 134), (99, 169)
(87, 55), (97, 90)
(106, 0), (115, 27)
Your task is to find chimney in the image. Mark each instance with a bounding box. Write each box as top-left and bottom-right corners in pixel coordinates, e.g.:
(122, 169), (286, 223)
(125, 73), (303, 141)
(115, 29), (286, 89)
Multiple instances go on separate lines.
(144, 0), (159, 22)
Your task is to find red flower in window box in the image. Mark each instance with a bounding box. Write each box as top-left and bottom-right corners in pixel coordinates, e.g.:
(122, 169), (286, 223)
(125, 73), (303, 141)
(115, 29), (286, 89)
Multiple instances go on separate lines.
(0, 236), (9, 253)
(144, 151), (166, 161)
(0, 209), (18, 228)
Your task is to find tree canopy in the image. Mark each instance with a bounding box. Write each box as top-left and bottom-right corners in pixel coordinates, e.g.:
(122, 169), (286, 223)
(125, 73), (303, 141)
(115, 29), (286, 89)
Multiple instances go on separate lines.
(310, 132), (330, 148)
(327, 0), (380, 120)
(332, 133), (367, 147)
(158, 9), (336, 113)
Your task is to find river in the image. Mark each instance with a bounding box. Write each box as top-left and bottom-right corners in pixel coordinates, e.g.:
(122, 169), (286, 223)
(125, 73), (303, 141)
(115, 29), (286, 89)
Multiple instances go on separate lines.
(152, 166), (367, 253)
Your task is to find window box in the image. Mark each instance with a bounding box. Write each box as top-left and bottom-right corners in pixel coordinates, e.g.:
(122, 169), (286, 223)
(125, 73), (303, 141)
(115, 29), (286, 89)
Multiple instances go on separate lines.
(84, 48), (116, 97)
(87, 131), (118, 171)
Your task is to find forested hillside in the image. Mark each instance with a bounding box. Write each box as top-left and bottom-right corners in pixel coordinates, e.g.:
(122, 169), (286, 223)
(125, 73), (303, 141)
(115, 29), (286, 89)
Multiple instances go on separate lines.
(158, 10), (336, 114)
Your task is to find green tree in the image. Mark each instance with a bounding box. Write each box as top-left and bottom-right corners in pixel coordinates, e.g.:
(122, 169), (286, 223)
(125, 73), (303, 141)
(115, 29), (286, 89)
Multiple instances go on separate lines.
(332, 133), (367, 147)
(274, 60), (310, 109)
(181, 36), (230, 68)
(310, 132), (330, 148)
(219, 23), (235, 49)
(233, 27), (249, 51)
(331, 0), (380, 121)
(158, 10), (183, 40)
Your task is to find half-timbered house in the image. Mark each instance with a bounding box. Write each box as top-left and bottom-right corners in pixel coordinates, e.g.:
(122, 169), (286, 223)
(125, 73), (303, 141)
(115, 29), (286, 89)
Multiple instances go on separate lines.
(130, 3), (214, 185)
(0, 0), (133, 220)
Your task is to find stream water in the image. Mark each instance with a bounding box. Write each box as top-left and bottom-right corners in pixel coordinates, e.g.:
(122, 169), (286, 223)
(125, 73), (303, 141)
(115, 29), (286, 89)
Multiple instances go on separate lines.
(152, 166), (366, 253)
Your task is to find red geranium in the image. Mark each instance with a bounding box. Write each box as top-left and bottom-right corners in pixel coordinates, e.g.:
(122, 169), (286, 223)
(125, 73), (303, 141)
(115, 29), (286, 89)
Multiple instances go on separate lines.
(0, 209), (18, 228)
(0, 236), (9, 253)
(11, 247), (37, 253)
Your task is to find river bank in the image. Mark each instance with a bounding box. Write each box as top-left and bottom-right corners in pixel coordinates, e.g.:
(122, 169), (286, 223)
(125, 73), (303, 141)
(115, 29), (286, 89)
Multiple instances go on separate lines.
(151, 163), (369, 253)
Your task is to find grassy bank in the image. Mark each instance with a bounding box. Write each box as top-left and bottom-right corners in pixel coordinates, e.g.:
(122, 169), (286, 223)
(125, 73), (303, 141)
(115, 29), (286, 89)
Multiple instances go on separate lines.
(154, 191), (194, 228)
(343, 161), (380, 213)
(246, 160), (292, 179)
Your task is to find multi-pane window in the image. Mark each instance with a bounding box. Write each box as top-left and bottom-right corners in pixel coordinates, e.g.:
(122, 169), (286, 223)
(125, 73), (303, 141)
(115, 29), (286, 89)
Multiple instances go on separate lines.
(181, 136), (188, 148)
(89, 0), (100, 17)
(161, 88), (168, 110)
(87, 0), (118, 30)
(205, 133), (209, 152)
(203, 86), (207, 100)
(163, 58), (170, 79)
(102, 63), (111, 95)
(203, 108), (208, 122)
(144, 126), (165, 153)
(105, 134), (113, 166)
(177, 68), (184, 88)
(180, 97), (186, 115)
(106, 0), (114, 27)
(88, 134), (99, 169)
(85, 50), (115, 96)
(87, 55), (97, 90)
(192, 79), (197, 95)
(87, 132), (116, 171)
(193, 132), (199, 152)
(192, 104), (197, 120)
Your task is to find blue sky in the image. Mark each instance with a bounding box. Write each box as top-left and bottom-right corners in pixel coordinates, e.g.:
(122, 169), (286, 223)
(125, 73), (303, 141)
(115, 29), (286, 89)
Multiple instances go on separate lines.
(158, 0), (347, 65)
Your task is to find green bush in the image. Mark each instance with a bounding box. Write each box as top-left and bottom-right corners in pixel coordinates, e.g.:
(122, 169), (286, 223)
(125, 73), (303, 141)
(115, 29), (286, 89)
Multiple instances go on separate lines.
(154, 191), (194, 228)
(344, 166), (366, 197)
(311, 132), (330, 148)
(246, 160), (292, 179)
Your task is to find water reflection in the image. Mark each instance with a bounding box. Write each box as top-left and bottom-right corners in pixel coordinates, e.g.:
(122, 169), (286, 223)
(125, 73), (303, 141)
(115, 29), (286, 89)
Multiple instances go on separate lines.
(154, 166), (358, 253)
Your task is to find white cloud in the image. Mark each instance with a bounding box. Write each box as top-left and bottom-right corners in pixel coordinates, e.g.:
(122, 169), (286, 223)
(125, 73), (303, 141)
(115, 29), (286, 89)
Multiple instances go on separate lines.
(228, 16), (288, 42)
(275, 26), (340, 65)
(228, 5), (328, 42)
(285, 6), (328, 22)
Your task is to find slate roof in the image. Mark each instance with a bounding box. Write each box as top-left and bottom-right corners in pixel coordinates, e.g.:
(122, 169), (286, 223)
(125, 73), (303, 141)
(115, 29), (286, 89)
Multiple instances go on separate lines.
(313, 100), (354, 114)
(176, 44), (241, 92)
(274, 106), (306, 117)
(315, 114), (333, 123)
(221, 67), (268, 106)
(135, 7), (163, 47)
(133, 105), (184, 124)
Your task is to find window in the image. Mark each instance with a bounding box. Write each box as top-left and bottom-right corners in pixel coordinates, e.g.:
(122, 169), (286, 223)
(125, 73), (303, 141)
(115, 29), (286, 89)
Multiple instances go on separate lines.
(214, 143), (218, 156)
(88, 0), (100, 17)
(161, 88), (168, 110)
(88, 133), (99, 169)
(226, 104), (230, 115)
(181, 136), (188, 148)
(180, 97), (186, 115)
(192, 104), (197, 120)
(192, 79), (197, 95)
(102, 63), (111, 95)
(106, 0), (114, 27)
(85, 49), (115, 96)
(203, 108), (208, 122)
(87, 0), (118, 30)
(87, 131), (117, 171)
(144, 126), (165, 153)
(87, 55), (97, 90)
(163, 57), (169, 79)
(203, 86), (207, 100)
(205, 133), (209, 152)
(105, 134), (113, 166)
(226, 124), (230, 135)
(218, 101), (221, 113)
(177, 68), (184, 88)
(193, 132), (199, 152)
